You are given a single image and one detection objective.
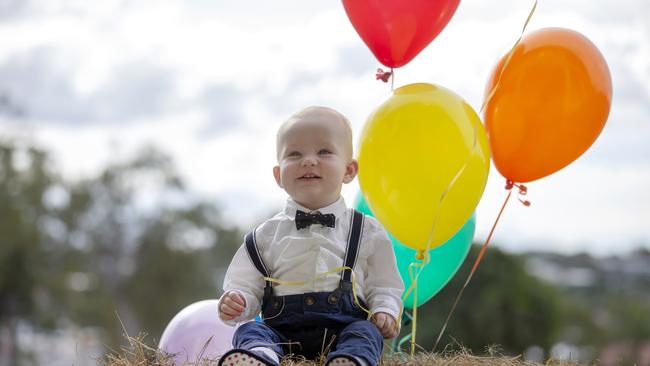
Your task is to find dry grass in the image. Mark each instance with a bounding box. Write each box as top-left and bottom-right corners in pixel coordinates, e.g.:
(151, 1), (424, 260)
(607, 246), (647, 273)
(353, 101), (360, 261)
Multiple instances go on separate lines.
(98, 333), (595, 366)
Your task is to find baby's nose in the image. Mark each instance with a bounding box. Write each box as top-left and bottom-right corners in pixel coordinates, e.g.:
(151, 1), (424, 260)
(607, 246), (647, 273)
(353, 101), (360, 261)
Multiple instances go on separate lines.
(301, 156), (317, 166)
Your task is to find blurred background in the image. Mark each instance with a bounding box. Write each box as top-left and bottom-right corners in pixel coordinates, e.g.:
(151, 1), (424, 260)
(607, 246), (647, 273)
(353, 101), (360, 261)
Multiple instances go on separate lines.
(1, 0), (649, 365)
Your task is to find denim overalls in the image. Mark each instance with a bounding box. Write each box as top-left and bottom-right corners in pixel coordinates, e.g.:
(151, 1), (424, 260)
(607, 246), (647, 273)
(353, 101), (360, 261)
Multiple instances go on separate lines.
(231, 210), (384, 365)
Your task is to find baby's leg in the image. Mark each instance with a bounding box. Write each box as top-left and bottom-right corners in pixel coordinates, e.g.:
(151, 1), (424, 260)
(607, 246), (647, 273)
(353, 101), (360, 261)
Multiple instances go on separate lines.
(326, 320), (383, 366)
(221, 322), (286, 366)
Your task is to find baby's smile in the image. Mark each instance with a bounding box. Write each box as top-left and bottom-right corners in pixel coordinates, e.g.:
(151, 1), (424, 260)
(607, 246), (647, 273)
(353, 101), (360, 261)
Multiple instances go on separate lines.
(298, 173), (321, 181)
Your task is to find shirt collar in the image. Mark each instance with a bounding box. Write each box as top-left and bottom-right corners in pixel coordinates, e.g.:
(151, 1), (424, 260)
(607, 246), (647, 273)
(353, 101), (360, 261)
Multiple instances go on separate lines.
(283, 196), (348, 218)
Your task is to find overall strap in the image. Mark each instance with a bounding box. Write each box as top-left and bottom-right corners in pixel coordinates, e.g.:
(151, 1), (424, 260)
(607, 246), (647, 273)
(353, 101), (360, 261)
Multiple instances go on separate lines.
(244, 229), (274, 302)
(340, 209), (365, 291)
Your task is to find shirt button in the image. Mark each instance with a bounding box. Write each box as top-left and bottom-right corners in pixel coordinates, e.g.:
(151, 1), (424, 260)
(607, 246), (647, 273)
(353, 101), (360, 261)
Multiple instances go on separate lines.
(304, 295), (316, 306)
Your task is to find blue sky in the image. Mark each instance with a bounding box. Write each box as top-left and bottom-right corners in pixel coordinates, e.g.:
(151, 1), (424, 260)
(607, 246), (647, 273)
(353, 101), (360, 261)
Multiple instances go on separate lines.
(1, 0), (648, 256)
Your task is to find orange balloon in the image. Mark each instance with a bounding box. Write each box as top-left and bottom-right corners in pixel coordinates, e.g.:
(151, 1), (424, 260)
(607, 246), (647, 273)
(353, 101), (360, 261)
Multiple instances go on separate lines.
(484, 28), (612, 183)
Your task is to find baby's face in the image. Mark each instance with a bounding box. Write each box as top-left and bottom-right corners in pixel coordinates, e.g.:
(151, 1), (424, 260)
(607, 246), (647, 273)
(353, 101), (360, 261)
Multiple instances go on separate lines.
(274, 112), (357, 210)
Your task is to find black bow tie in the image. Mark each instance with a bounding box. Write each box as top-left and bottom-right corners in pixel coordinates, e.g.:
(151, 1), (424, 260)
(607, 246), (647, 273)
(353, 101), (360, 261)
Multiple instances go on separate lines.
(295, 210), (336, 230)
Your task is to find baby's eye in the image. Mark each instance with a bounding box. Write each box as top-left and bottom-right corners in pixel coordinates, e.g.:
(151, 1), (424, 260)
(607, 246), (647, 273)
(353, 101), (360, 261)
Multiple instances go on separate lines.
(318, 149), (332, 155)
(287, 151), (301, 158)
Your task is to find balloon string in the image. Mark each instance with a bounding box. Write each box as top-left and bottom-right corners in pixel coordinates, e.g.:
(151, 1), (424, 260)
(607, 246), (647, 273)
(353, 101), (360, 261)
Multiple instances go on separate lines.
(396, 311), (413, 355)
(419, 100), (478, 255)
(396, 0), (538, 353)
(480, 0), (538, 115)
(427, 0), (537, 254)
(397, 254), (428, 356)
(428, 1), (537, 350)
(411, 263), (418, 355)
(432, 189), (513, 352)
(388, 111), (472, 353)
(404, 31), (482, 351)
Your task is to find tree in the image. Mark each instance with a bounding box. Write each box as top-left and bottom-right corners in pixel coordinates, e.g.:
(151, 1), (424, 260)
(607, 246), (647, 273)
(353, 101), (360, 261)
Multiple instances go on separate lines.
(125, 202), (242, 340)
(1, 141), (246, 363)
(0, 140), (64, 365)
(52, 147), (244, 345)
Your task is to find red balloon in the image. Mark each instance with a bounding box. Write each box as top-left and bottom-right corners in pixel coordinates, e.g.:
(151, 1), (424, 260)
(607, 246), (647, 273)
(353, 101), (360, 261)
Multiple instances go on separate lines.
(342, 0), (460, 68)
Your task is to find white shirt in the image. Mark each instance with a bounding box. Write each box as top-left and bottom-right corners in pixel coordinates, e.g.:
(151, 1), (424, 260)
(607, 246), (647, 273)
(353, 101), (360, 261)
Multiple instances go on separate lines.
(220, 196), (404, 326)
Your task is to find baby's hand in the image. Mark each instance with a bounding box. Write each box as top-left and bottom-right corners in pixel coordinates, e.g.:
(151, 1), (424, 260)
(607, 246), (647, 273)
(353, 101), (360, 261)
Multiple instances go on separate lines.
(218, 291), (246, 321)
(371, 312), (399, 339)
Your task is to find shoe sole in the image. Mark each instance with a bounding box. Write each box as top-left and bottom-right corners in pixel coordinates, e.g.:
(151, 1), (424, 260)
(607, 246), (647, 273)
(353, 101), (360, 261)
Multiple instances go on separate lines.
(221, 351), (270, 366)
(326, 356), (358, 366)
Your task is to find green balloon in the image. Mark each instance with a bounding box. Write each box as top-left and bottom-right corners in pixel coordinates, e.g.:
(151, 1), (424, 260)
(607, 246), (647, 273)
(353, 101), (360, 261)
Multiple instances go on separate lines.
(354, 192), (475, 309)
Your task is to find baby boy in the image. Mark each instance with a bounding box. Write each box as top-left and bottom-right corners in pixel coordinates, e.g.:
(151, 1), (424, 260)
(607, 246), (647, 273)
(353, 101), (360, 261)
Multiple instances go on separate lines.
(217, 106), (404, 366)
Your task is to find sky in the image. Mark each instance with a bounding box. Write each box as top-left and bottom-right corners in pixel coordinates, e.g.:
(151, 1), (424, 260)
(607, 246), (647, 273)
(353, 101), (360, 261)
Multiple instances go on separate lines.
(0, 0), (648, 256)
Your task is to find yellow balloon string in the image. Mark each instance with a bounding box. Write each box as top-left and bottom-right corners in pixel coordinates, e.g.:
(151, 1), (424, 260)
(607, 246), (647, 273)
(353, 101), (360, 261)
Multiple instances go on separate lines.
(263, 265), (404, 336)
(480, 0), (538, 115)
(400, 54), (481, 359)
(410, 262), (419, 355)
(396, 251), (429, 356)
(399, 0), (538, 351)
(431, 0), (538, 352)
(395, 110), (475, 350)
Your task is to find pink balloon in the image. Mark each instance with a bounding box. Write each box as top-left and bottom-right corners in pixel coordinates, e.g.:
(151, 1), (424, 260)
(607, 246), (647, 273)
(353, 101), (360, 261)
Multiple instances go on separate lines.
(159, 299), (240, 364)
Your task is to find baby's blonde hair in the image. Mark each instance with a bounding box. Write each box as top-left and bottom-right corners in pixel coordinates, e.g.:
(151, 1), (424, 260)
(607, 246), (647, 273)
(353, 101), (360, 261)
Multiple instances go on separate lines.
(276, 106), (353, 161)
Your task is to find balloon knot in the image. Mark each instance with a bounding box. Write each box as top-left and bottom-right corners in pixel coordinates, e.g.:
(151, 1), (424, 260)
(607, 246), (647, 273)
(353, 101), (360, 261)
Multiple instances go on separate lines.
(415, 250), (425, 260)
(376, 68), (392, 83)
(505, 180), (531, 207)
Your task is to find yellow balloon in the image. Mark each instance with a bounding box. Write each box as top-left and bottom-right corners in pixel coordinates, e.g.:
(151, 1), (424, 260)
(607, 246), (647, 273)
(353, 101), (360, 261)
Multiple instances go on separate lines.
(358, 83), (490, 251)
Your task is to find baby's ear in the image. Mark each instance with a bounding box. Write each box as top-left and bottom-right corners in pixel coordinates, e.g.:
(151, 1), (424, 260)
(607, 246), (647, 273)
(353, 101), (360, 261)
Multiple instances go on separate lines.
(343, 159), (358, 184)
(273, 166), (283, 188)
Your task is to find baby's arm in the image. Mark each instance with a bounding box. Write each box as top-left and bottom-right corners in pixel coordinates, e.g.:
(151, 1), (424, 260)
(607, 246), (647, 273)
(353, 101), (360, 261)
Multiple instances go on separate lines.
(363, 218), (405, 339)
(218, 243), (265, 326)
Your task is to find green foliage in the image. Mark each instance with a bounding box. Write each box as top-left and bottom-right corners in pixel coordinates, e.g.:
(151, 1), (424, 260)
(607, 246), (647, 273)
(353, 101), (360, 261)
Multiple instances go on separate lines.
(0, 140), (66, 364)
(2, 144), (57, 310)
(604, 296), (650, 342)
(125, 203), (241, 339)
(0, 140), (244, 362)
(50, 147), (244, 345)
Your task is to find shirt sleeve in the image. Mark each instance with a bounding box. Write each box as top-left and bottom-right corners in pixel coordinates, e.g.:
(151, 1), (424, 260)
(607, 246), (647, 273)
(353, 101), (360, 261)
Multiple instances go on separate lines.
(219, 241), (265, 326)
(363, 217), (405, 322)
